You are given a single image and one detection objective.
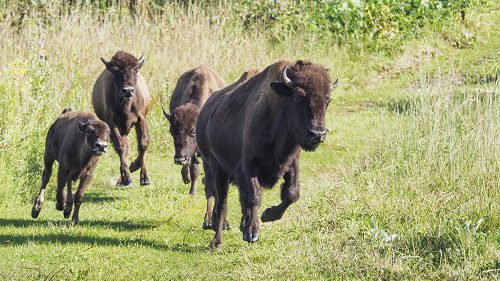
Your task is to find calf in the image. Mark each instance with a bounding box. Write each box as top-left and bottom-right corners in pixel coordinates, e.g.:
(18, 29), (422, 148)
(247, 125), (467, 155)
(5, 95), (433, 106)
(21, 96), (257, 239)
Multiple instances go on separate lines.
(31, 109), (110, 225)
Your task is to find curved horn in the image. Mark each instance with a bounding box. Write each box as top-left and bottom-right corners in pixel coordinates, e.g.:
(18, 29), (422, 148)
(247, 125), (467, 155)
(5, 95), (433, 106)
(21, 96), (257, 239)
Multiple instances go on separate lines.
(137, 54), (145, 68)
(162, 106), (171, 122)
(281, 65), (295, 88)
(330, 78), (339, 90)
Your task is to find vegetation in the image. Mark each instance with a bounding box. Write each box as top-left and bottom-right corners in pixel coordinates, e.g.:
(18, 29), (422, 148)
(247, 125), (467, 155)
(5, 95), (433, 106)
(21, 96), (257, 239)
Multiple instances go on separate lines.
(0, 0), (498, 279)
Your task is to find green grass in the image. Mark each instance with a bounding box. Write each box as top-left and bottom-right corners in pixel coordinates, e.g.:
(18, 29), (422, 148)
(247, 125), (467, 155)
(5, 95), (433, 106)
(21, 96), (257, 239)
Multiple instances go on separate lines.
(0, 1), (499, 280)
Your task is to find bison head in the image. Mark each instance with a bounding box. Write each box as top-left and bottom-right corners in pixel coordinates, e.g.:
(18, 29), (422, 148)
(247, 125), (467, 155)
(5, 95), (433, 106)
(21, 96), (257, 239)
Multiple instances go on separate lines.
(101, 51), (144, 100)
(78, 120), (110, 156)
(162, 104), (199, 166)
(270, 61), (338, 152)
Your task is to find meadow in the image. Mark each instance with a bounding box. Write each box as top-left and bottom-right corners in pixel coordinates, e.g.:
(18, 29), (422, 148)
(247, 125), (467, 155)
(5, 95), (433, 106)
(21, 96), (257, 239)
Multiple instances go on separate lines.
(0, 1), (498, 279)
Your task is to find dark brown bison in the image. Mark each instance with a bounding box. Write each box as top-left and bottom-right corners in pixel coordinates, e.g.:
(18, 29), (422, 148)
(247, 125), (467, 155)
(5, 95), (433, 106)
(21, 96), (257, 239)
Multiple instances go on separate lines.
(196, 60), (338, 247)
(92, 51), (151, 186)
(31, 109), (110, 225)
(193, 68), (260, 230)
(162, 65), (225, 196)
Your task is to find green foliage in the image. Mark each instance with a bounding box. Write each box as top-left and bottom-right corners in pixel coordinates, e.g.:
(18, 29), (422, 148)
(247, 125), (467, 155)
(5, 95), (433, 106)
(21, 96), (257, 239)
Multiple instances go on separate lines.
(234, 0), (478, 50)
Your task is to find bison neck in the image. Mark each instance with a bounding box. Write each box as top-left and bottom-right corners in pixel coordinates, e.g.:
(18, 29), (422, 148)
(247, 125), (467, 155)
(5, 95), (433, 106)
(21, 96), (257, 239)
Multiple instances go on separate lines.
(66, 144), (98, 181)
(245, 102), (300, 188)
(112, 95), (137, 135)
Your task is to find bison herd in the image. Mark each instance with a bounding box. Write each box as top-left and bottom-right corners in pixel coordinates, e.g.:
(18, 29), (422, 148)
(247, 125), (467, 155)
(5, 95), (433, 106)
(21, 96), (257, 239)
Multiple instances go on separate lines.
(30, 51), (338, 248)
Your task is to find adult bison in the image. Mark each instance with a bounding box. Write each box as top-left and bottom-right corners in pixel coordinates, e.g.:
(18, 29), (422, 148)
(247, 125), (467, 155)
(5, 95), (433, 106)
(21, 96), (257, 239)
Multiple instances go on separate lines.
(92, 51), (151, 186)
(31, 109), (110, 225)
(196, 60), (338, 247)
(193, 68), (260, 230)
(162, 65), (225, 195)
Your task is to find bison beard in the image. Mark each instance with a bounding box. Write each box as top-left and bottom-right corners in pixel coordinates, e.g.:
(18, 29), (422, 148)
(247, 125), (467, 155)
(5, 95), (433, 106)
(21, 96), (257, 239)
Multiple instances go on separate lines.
(196, 60), (338, 248)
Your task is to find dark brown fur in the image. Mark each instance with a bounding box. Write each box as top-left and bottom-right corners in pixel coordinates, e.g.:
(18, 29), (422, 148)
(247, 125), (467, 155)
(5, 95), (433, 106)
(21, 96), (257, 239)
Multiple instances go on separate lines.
(162, 65), (225, 196)
(92, 51), (151, 186)
(183, 68), (259, 230)
(31, 109), (110, 225)
(196, 60), (336, 247)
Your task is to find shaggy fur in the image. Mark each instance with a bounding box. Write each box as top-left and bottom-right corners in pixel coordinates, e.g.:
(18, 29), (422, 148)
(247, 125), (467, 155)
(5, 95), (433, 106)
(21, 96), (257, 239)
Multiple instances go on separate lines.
(196, 60), (336, 248)
(31, 110), (110, 225)
(163, 65), (224, 203)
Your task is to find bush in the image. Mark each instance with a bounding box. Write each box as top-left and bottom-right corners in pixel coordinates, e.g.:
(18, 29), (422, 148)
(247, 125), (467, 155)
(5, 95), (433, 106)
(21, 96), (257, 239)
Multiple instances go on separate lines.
(234, 0), (476, 50)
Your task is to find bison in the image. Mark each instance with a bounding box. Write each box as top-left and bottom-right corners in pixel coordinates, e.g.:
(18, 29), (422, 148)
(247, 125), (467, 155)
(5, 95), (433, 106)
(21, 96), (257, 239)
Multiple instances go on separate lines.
(196, 60), (338, 247)
(92, 51), (151, 186)
(162, 65), (225, 196)
(190, 68), (260, 230)
(31, 109), (110, 225)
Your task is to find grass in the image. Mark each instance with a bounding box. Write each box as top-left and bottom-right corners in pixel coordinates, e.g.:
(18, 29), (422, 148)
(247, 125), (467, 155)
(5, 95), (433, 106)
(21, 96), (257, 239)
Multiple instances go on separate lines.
(0, 1), (499, 280)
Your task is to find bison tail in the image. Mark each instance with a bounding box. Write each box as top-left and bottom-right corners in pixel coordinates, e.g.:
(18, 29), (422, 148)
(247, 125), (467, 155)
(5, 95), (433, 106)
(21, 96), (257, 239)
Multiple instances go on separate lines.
(61, 108), (72, 114)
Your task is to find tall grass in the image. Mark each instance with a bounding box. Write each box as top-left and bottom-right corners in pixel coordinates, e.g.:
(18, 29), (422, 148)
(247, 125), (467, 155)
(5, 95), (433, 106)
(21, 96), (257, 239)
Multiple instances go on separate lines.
(0, 1), (498, 279)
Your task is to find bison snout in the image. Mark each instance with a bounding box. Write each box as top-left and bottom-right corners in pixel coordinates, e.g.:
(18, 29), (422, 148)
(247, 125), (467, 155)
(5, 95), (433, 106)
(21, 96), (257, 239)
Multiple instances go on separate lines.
(307, 128), (327, 143)
(174, 155), (188, 165)
(121, 86), (135, 98)
(93, 142), (108, 155)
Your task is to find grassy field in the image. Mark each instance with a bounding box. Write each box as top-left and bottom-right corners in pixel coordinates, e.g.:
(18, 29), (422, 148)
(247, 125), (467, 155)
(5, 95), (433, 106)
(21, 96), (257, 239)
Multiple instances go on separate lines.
(0, 1), (498, 280)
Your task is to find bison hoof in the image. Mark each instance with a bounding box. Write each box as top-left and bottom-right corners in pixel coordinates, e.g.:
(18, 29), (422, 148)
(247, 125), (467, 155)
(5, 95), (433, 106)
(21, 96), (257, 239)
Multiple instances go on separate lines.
(63, 208), (72, 219)
(243, 231), (259, 243)
(117, 178), (132, 186)
(223, 220), (231, 230)
(71, 218), (79, 226)
(261, 207), (282, 222)
(209, 239), (222, 249)
(31, 207), (41, 219)
(140, 178), (150, 186)
(202, 221), (212, 230)
(55, 202), (64, 211)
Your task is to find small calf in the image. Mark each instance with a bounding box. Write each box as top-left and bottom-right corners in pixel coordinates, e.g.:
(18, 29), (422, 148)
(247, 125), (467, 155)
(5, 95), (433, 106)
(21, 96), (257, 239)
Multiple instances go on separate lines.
(31, 109), (110, 225)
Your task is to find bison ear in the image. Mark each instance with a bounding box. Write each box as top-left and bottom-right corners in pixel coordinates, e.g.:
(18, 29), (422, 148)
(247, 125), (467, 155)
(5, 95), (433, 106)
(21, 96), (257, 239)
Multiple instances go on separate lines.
(137, 54), (145, 69)
(162, 106), (171, 122)
(270, 81), (291, 97)
(78, 121), (89, 132)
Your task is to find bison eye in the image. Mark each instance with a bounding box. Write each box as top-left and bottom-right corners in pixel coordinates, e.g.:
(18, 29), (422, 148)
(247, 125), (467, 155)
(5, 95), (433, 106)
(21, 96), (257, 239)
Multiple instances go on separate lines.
(190, 131), (196, 137)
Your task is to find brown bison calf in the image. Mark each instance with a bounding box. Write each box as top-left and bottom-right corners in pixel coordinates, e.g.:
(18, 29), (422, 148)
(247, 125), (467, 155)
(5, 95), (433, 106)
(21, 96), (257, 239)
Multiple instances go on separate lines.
(92, 51), (151, 186)
(162, 65), (225, 196)
(31, 109), (110, 225)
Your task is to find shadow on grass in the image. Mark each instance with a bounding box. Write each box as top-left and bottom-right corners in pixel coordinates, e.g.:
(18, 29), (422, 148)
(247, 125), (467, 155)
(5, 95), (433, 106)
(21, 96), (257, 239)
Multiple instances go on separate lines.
(0, 218), (159, 232)
(0, 233), (208, 253)
(84, 192), (120, 204)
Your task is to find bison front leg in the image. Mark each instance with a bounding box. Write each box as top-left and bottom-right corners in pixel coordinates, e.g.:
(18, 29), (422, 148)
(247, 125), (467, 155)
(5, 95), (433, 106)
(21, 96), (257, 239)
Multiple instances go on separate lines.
(188, 157), (201, 195)
(55, 166), (69, 211)
(261, 160), (300, 222)
(71, 172), (93, 226)
(31, 155), (54, 219)
(130, 116), (150, 186)
(209, 163), (230, 248)
(239, 169), (262, 243)
(110, 125), (132, 186)
(64, 180), (74, 219)
(181, 165), (190, 184)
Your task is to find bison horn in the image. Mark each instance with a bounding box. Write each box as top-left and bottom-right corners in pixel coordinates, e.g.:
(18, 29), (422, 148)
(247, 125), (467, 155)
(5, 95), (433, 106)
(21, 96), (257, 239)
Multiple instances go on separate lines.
(162, 106), (171, 122)
(138, 54), (145, 68)
(281, 65), (295, 88)
(330, 78), (339, 90)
